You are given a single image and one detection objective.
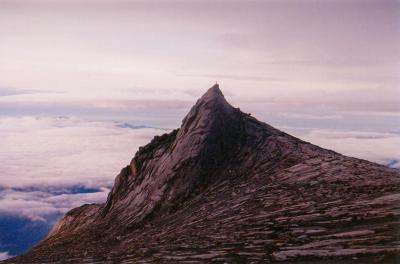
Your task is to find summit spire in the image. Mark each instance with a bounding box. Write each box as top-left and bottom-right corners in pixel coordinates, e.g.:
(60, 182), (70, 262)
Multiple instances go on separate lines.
(195, 83), (230, 110)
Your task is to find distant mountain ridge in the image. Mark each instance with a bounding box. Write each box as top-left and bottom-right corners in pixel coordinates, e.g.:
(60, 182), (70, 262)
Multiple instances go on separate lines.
(114, 122), (167, 130)
(6, 84), (400, 263)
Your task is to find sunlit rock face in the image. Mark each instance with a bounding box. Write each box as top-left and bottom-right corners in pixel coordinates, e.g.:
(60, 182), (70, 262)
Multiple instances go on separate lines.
(6, 85), (400, 263)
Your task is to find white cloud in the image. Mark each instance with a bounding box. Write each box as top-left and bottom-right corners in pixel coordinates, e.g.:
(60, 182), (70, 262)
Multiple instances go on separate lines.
(0, 251), (12, 261)
(0, 116), (166, 222)
(277, 112), (343, 120)
(0, 116), (164, 188)
(0, 188), (109, 222)
(283, 127), (400, 168)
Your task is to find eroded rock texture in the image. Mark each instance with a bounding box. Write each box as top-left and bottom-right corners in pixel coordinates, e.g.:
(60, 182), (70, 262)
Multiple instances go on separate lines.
(6, 85), (400, 263)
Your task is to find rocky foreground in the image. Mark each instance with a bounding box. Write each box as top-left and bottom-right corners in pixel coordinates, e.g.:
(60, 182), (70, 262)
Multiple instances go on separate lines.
(5, 85), (400, 263)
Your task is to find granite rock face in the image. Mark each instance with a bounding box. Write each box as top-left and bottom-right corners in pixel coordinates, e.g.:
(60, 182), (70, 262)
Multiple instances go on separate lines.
(6, 85), (400, 263)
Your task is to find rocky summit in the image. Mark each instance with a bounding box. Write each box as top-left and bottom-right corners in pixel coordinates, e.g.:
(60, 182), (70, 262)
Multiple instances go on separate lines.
(6, 85), (400, 263)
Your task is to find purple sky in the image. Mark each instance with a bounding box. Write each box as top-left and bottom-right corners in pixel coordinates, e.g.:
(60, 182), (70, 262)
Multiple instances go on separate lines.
(0, 0), (399, 126)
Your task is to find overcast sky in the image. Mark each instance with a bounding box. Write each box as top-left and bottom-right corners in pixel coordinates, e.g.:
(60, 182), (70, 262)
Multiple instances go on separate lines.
(0, 0), (399, 127)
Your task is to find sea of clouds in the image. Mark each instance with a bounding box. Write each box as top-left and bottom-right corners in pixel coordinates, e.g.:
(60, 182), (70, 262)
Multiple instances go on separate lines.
(0, 116), (164, 257)
(1, 115), (399, 222)
(285, 127), (400, 169)
(0, 116), (165, 218)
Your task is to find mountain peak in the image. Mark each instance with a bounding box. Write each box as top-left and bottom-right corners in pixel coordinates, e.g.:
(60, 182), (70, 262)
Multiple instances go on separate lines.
(196, 83), (228, 106)
(12, 84), (400, 264)
(180, 84), (235, 135)
(203, 83), (223, 98)
(193, 84), (232, 113)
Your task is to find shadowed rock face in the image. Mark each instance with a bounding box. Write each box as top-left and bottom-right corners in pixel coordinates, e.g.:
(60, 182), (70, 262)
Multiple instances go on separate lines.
(5, 85), (400, 263)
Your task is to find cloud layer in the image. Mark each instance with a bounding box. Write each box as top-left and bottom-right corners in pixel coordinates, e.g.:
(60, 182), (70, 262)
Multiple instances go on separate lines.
(0, 187), (109, 222)
(0, 116), (167, 258)
(0, 116), (165, 222)
(1, 116), (398, 212)
(284, 127), (400, 168)
(1, 115), (398, 222)
(0, 116), (163, 188)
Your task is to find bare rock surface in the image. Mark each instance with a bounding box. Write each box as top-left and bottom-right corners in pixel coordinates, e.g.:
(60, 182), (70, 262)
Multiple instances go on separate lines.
(5, 85), (400, 263)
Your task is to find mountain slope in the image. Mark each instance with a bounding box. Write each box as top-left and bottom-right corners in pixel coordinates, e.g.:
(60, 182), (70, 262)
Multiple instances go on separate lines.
(6, 85), (400, 263)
